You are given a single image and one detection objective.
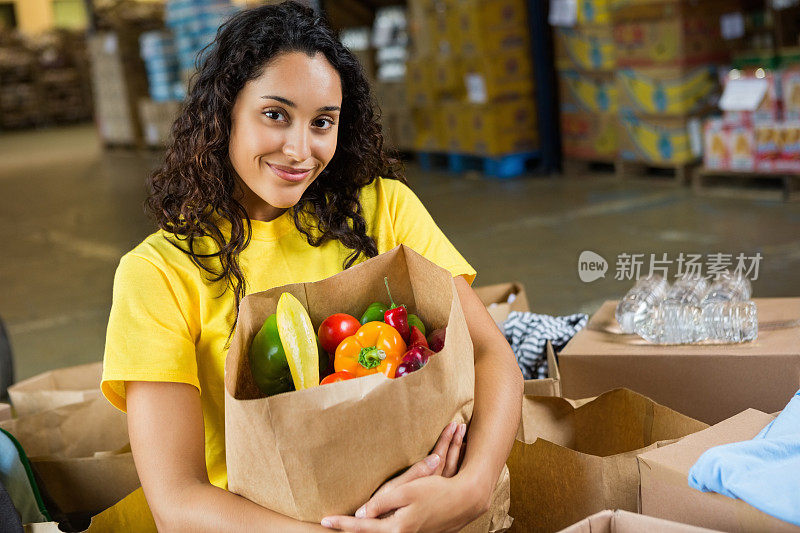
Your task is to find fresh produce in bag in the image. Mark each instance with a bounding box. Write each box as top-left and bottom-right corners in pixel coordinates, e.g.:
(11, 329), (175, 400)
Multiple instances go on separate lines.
(224, 246), (476, 522)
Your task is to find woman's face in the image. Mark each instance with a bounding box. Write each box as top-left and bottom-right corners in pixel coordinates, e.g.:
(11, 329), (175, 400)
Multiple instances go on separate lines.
(229, 51), (342, 222)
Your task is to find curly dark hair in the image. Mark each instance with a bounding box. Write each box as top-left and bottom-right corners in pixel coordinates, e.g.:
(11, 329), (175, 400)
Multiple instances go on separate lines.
(146, 1), (404, 334)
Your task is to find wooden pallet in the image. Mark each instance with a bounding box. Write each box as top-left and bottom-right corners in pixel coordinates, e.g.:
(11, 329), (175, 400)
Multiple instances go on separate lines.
(416, 151), (540, 179)
(561, 158), (617, 177)
(692, 169), (800, 202)
(614, 159), (699, 185)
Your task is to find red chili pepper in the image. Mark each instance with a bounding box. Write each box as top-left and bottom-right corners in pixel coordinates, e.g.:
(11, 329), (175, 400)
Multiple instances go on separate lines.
(383, 277), (410, 343)
(408, 325), (428, 349)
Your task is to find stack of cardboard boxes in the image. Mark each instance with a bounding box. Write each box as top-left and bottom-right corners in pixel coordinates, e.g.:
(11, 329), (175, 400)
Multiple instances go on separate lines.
(612, 0), (732, 167)
(0, 38), (42, 130)
(405, 0), (538, 157)
(553, 0), (620, 162)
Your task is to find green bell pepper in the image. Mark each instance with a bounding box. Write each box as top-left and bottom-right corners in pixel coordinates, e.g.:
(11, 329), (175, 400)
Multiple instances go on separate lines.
(407, 314), (426, 337)
(360, 302), (389, 325)
(249, 314), (328, 396)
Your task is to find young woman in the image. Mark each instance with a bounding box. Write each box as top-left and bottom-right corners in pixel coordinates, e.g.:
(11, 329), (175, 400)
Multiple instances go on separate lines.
(101, 2), (522, 531)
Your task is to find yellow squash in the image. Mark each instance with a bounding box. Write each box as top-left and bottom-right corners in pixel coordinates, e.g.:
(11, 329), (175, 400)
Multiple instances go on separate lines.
(275, 293), (320, 390)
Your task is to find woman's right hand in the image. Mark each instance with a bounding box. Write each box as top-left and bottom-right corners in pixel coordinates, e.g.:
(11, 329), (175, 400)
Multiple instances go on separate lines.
(353, 421), (467, 519)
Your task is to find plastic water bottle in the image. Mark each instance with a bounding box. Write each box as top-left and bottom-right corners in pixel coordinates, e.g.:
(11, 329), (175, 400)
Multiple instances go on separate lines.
(701, 272), (752, 304)
(635, 301), (704, 344)
(615, 275), (669, 334)
(664, 274), (708, 305)
(701, 301), (758, 343)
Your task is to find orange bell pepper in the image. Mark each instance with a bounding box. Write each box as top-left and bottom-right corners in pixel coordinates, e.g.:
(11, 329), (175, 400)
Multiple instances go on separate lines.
(334, 321), (407, 378)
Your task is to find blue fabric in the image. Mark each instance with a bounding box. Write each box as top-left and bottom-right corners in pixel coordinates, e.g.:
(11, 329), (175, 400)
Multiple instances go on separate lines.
(688, 389), (800, 526)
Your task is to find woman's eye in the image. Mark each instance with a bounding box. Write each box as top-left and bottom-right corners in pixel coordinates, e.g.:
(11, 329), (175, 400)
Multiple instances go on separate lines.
(313, 118), (335, 129)
(263, 110), (286, 121)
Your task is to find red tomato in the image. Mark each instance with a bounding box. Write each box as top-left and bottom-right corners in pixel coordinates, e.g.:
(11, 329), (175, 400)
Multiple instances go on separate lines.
(320, 370), (356, 385)
(318, 313), (361, 354)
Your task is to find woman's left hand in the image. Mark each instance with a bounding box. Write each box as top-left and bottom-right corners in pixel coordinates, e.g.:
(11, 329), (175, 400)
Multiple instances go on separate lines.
(320, 473), (486, 533)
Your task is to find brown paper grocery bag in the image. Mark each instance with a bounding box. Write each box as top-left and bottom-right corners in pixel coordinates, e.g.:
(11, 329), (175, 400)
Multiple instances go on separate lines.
(0, 397), (140, 515)
(9, 362), (102, 417)
(508, 388), (708, 533)
(225, 245), (481, 523)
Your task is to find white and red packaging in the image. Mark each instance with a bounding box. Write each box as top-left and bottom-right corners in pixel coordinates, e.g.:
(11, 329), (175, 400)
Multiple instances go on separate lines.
(704, 118), (729, 170)
(777, 121), (800, 173)
(729, 123), (755, 171)
(754, 119), (782, 173)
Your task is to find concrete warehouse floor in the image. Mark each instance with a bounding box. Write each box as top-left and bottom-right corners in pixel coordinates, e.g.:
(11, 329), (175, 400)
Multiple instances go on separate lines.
(1, 123), (799, 382)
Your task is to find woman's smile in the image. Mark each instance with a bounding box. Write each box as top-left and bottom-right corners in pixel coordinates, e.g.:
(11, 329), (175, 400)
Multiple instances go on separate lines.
(267, 162), (315, 183)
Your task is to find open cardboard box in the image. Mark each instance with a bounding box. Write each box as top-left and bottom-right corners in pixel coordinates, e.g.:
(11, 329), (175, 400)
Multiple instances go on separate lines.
(558, 509), (722, 532)
(0, 397), (139, 516)
(8, 362), (103, 417)
(638, 408), (800, 532)
(560, 298), (800, 424)
(507, 388), (708, 532)
(474, 282), (530, 325)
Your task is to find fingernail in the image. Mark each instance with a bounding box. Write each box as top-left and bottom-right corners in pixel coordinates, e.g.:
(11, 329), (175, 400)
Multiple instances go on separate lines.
(425, 453), (441, 468)
(321, 518), (333, 528)
(449, 421), (457, 433)
(460, 424), (467, 437)
(355, 506), (366, 518)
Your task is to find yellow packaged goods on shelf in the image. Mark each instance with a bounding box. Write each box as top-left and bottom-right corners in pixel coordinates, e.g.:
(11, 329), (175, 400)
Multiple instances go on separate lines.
(432, 55), (464, 99)
(453, 0), (530, 31)
(554, 26), (615, 71)
(558, 70), (618, 113)
(462, 48), (534, 103)
(467, 99), (539, 156)
(612, 2), (730, 67)
(441, 101), (475, 153)
(560, 112), (618, 160)
(456, 19), (530, 57)
(412, 106), (447, 152)
(576, 0), (612, 25)
(617, 66), (719, 115)
(405, 57), (435, 107)
(618, 112), (703, 164)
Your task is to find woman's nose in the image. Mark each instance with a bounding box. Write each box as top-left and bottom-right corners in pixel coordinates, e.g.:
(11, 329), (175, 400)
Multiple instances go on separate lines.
(282, 124), (311, 162)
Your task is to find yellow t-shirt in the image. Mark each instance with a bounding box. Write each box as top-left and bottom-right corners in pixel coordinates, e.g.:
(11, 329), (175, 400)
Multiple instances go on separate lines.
(101, 177), (475, 492)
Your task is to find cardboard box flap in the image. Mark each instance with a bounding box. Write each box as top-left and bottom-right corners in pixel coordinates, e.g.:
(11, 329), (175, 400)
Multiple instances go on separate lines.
(0, 397), (128, 459)
(519, 389), (708, 454)
(8, 362), (103, 417)
(522, 342), (561, 398)
(474, 281), (530, 324)
(638, 408), (775, 477)
(558, 509), (724, 532)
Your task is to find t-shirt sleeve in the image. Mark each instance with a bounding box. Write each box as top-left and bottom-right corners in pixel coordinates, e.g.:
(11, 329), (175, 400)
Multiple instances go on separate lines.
(385, 180), (477, 285)
(101, 253), (200, 412)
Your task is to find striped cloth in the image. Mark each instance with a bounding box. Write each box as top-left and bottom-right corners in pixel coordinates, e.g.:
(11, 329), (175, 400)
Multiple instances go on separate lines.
(502, 311), (588, 380)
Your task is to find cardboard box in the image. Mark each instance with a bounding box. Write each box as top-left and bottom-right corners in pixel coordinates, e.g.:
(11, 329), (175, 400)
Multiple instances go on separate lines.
(461, 48), (534, 103)
(138, 98), (181, 148)
(0, 402), (11, 422)
(432, 55), (464, 99)
(507, 388), (707, 533)
(0, 398), (139, 515)
(782, 67), (800, 121)
(442, 101), (475, 153)
(754, 120), (782, 173)
(8, 362), (103, 417)
(560, 298), (800, 425)
(474, 282), (531, 324)
(778, 121), (800, 173)
(612, 2), (730, 68)
(722, 69), (782, 126)
(406, 57), (436, 108)
(638, 409), (800, 532)
(559, 70), (618, 114)
(730, 123), (756, 171)
(412, 106), (446, 152)
(554, 26), (616, 71)
(452, 0), (530, 31)
(454, 12), (530, 57)
(374, 80), (408, 113)
(561, 111), (619, 160)
(617, 66), (719, 115)
(703, 118), (728, 170)
(558, 509), (722, 532)
(460, 99), (538, 156)
(618, 112), (703, 165)
(523, 343), (562, 398)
